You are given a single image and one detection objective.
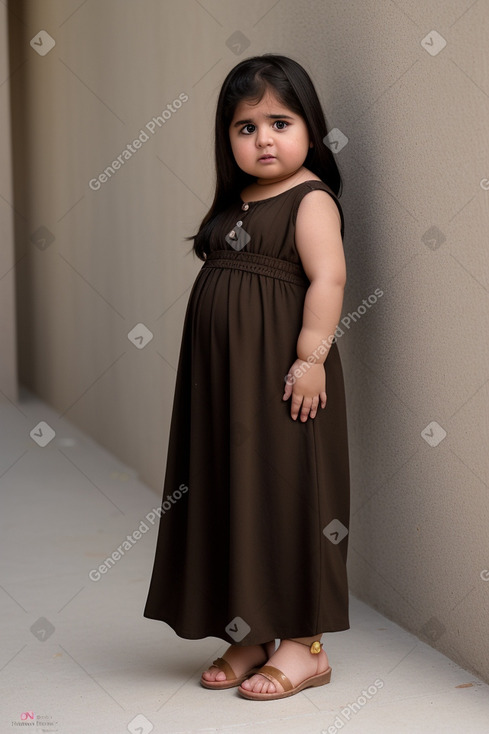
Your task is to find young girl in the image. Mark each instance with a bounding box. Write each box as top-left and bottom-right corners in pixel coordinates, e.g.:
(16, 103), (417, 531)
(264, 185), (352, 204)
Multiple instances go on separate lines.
(144, 53), (350, 702)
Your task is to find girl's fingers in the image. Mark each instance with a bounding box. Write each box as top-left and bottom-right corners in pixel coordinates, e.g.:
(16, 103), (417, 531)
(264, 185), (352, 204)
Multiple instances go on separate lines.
(283, 372), (294, 400)
(300, 396), (314, 422)
(290, 394), (323, 421)
(290, 393), (304, 420)
(309, 396), (320, 419)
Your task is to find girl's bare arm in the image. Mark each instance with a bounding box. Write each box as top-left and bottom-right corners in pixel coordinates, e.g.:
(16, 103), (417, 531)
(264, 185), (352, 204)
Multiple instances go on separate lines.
(283, 190), (346, 422)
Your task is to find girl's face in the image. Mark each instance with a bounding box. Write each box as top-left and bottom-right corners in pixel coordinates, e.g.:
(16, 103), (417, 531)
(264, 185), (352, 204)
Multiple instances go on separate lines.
(229, 88), (312, 185)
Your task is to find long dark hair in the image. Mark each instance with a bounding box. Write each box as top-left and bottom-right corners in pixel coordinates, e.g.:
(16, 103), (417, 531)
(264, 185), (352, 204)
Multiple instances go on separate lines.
(186, 54), (343, 261)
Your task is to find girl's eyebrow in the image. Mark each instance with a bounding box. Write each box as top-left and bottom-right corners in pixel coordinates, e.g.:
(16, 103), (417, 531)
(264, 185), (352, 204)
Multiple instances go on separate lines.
(232, 114), (294, 127)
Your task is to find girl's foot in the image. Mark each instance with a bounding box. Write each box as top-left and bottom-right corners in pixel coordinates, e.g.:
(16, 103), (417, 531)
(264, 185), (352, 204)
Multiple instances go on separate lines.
(201, 640), (276, 683)
(239, 637), (330, 695)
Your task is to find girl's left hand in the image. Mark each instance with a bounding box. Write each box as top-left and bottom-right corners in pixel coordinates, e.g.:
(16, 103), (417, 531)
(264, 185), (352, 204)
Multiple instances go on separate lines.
(283, 360), (327, 422)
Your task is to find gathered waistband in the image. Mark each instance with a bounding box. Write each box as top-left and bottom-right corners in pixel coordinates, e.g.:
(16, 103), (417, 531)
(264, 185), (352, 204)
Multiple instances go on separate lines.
(202, 250), (309, 287)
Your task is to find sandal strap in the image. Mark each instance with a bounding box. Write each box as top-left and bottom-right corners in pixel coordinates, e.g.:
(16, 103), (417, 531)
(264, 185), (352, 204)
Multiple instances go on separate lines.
(210, 657), (236, 681)
(257, 665), (293, 692)
(209, 644), (271, 682)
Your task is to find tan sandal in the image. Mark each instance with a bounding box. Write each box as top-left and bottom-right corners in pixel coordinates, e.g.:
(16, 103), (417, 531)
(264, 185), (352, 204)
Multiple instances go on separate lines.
(200, 642), (271, 690)
(237, 638), (332, 700)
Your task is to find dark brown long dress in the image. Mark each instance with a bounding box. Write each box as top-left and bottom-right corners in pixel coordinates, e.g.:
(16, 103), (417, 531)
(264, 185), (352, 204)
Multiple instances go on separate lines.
(143, 179), (350, 645)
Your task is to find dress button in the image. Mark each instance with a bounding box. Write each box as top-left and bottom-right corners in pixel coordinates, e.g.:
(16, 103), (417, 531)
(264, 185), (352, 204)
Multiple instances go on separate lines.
(241, 202), (250, 211)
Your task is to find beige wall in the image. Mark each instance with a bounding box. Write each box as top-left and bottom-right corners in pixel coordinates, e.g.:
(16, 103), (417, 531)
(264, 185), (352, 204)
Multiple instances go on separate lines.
(5, 1), (489, 683)
(1, 1), (17, 403)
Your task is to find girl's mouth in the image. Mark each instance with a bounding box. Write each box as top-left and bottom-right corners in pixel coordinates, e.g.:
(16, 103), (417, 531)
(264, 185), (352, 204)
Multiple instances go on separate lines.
(259, 155), (276, 162)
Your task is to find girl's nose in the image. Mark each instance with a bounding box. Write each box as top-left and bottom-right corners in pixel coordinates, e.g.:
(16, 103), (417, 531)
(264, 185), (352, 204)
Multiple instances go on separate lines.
(256, 126), (273, 147)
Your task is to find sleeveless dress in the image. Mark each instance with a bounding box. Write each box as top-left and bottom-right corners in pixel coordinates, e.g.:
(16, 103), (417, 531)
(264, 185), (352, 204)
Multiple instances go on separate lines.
(143, 180), (350, 645)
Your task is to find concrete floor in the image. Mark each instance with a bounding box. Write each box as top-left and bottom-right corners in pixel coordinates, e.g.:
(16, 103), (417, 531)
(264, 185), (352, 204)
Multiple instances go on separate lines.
(1, 388), (489, 733)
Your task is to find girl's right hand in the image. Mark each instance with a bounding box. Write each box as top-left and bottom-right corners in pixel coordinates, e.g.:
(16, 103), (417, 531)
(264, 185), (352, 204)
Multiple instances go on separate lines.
(283, 360), (327, 422)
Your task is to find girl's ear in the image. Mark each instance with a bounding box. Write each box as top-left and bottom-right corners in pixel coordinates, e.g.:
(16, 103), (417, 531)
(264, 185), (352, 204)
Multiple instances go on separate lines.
(309, 141), (314, 148)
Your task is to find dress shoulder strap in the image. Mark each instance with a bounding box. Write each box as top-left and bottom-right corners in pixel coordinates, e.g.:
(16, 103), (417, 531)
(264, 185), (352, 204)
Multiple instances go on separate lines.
(291, 180), (345, 239)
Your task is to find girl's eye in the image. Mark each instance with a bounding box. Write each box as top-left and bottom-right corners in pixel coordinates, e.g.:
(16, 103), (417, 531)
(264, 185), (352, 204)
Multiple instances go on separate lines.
(239, 120), (290, 135)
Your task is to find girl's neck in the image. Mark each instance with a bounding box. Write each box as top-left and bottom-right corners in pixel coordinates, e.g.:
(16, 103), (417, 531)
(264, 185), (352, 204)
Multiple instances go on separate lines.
(254, 166), (309, 187)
